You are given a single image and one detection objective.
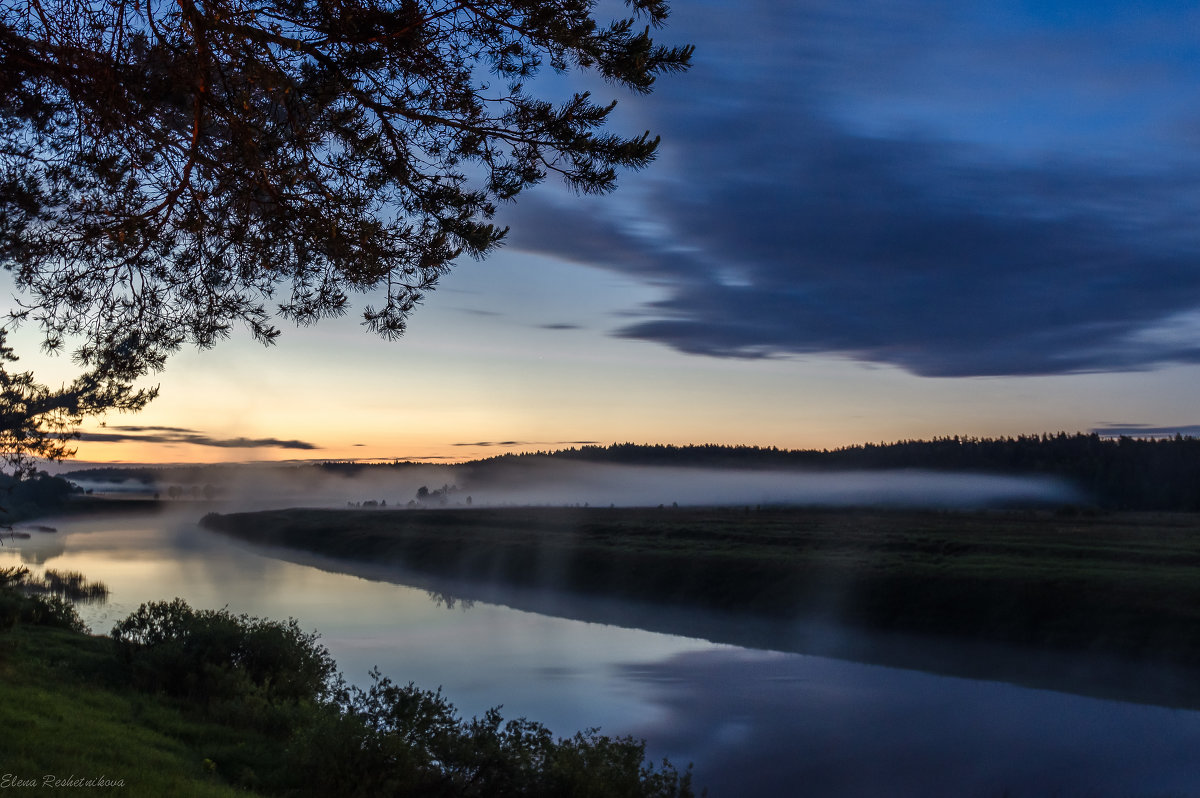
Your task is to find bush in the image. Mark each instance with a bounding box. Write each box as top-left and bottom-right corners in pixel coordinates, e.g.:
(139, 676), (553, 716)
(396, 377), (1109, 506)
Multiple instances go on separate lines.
(0, 566), (89, 632)
(21, 594), (88, 632)
(283, 669), (697, 798)
(13, 582), (700, 797)
(111, 599), (337, 711)
(0, 589), (24, 630)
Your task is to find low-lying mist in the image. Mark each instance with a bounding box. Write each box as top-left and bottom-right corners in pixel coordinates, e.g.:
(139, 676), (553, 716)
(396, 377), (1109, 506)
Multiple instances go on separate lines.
(73, 459), (1082, 512)
(453, 461), (1079, 509)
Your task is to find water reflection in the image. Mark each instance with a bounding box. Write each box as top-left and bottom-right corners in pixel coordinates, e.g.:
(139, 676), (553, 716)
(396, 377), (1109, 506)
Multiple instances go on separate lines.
(0, 510), (714, 737)
(625, 648), (1200, 797)
(3, 511), (1200, 797)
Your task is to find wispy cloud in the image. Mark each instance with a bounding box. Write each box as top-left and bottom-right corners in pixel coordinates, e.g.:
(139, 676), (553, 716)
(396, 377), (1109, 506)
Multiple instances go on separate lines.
(79, 428), (319, 450)
(455, 307), (505, 317)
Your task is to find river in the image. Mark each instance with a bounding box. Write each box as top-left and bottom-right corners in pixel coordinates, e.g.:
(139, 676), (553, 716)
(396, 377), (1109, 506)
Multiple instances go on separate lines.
(5, 509), (1200, 797)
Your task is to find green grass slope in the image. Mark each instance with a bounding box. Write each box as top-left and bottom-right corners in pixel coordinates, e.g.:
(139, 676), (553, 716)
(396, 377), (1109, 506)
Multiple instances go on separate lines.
(0, 625), (264, 797)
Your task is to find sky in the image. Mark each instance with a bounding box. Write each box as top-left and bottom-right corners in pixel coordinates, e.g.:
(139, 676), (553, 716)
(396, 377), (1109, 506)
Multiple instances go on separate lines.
(10, 0), (1200, 465)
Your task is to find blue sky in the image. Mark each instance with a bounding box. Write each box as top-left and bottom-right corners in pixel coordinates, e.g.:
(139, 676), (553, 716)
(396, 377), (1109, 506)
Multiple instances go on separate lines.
(13, 0), (1200, 464)
(508, 0), (1200, 377)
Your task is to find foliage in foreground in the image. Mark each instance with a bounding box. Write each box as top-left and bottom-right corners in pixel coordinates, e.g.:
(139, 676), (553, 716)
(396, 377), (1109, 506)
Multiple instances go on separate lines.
(291, 668), (693, 798)
(96, 597), (694, 797)
(0, 565), (90, 632)
(112, 599), (338, 715)
(2, 584), (698, 795)
(1, 0), (692, 380)
(0, 332), (154, 477)
(0, 624), (262, 798)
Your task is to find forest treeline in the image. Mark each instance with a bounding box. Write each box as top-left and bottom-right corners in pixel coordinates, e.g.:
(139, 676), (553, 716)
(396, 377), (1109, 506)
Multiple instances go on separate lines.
(0, 471), (77, 523)
(59, 433), (1200, 511)
(468, 434), (1200, 511)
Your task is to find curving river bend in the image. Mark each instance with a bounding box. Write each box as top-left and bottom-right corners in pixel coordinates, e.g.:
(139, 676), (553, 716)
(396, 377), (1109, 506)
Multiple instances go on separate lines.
(5, 509), (1200, 797)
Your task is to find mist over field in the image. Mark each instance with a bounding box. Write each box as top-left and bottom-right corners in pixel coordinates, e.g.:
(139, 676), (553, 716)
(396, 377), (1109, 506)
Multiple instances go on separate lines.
(451, 461), (1080, 509)
(68, 460), (1081, 511)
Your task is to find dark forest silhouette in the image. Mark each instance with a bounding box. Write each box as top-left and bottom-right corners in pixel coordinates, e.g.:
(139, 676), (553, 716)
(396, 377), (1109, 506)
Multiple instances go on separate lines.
(63, 432), (1200, 511)
(467, 434), (1200, 510)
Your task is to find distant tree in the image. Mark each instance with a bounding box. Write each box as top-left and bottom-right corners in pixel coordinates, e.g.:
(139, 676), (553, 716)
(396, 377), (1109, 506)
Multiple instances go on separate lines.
(0, 331), (152, 479)
(0, 0), (693, 384)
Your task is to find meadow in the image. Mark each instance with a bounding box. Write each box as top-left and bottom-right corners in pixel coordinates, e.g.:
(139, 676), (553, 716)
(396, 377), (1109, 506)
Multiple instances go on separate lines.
(204, 506), (1200, 675)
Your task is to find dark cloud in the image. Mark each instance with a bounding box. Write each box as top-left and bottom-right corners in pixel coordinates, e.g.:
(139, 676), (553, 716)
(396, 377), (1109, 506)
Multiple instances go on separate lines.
(1092, 424), (1200, 438)
(103, 424), (200, 433)
(540, 323), (582, 331)
(502, 1), (1200, 377)
(78, 430), (318, 450)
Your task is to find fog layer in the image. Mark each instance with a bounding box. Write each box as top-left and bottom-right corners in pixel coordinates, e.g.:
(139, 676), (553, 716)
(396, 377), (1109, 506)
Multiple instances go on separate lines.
(75, 460), (1081, 510)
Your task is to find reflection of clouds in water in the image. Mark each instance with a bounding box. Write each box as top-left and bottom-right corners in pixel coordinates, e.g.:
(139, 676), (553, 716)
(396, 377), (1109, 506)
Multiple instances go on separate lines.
(18, 541), (66, 565)
(619, 649), (1200, 798)
(18, 511), (1200, 798)
(1, 525), (67, 565)
(3, 511), (305, 627)
(19, 511), (718, 736)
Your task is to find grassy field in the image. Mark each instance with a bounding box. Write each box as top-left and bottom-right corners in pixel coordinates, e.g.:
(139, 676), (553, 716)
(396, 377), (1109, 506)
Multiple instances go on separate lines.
(204, 506), (1200, 669)
(0, 625), (269, 797)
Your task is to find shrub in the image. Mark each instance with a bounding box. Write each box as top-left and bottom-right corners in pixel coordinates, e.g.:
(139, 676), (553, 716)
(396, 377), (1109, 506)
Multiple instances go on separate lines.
(21, 594), (88, 632)
(111, 599), (337, 710)
(283, 669), (697, 798)
(0, 566), (90, 631)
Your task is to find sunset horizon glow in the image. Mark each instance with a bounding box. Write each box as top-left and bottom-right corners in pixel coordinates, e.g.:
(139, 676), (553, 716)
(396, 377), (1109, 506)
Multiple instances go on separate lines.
(9, 1), (1200, 470)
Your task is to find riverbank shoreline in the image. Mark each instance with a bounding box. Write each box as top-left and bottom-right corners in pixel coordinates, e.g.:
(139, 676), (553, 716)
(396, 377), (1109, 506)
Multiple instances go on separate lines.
(202, 506), (1200, 707)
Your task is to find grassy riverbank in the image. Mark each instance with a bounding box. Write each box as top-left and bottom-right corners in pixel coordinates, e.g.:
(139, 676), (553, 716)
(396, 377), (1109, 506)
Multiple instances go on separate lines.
(1, 589), (697, 798)
(204, 506), (1200, 669)
(0, 625), (264, 797)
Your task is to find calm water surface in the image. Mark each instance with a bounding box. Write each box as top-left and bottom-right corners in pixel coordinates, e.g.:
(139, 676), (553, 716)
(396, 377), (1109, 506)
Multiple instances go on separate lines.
(6, 510), (1200, 797)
